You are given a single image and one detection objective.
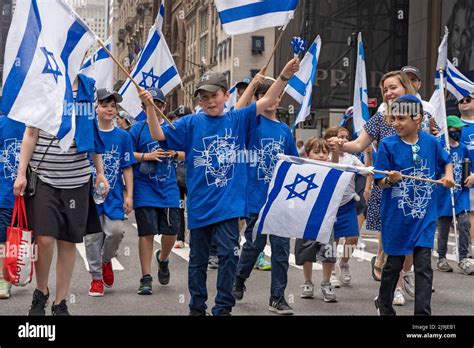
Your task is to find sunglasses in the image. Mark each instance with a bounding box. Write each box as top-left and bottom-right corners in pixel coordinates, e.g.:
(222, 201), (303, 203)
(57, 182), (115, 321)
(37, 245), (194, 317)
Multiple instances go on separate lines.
(458, 97), (472, 104)
(412, 144), (421, 165)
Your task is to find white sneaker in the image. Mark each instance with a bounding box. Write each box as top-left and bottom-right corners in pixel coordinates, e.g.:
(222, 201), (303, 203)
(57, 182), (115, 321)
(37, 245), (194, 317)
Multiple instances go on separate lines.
(336, 261), (351, 286)
(0, 277), (12, 300)
(300, 281), (314, 299)
(330, 272), (340, 288)
(393, 288), (406, 306)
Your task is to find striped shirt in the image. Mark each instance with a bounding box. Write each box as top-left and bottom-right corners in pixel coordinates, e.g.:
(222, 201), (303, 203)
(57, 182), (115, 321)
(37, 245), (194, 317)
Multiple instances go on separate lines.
(30, 130), (91, 189)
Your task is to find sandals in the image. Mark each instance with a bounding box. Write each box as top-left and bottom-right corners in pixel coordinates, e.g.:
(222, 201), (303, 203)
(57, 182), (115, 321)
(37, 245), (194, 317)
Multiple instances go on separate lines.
(371, 256), (382, 281)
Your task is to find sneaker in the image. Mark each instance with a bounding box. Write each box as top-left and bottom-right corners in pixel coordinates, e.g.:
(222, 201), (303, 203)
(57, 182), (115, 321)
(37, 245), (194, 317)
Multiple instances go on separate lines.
(374, 296), (380, 316)
(102, 261), (114, 288)
(174, 240), (185, 249)
(336, 261), (351, 286)
(300, 281), (314, 299)
(393, 288), (406, 306)
(402, 270), (415, 297)
(320, 282), (338, 302)
(330, 271), (340, 288)
(137, 274), (153, 295)
(254, 252), (271, 271)
(28, 289), (49, 316)
(208, 255), (218, 270)
(437, 258), (453, 272)
(457, 258), (474, 275)
(88, 279), (104, 297)
(51, 300), (70, 316)
(232, 276), (246, 301)
(268, 296), (294, 315)
(155, 249), (170, 285)
(0, 277), (12, 299)
(189, 309), (208, 316)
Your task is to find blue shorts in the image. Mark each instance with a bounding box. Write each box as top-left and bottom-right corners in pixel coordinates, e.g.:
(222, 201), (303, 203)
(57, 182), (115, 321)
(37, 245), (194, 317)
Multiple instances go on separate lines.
(334, 199), (359, 239)
(0, 208), (13, 244)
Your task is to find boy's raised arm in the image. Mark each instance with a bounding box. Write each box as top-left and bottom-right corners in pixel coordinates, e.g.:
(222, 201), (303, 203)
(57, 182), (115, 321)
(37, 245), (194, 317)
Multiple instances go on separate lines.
(139, 89), (166, 141)
(235, 70), (265, 110)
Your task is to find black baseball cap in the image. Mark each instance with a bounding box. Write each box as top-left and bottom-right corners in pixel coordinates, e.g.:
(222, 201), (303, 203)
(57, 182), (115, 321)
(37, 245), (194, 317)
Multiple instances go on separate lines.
(401, 66), (422, 80)
(147, 87), (166, 103)
(96, 88), (123, 103)
(194, 71), (228, 97)
(236, 77), (251, 90)
(173, 105), (193, 117)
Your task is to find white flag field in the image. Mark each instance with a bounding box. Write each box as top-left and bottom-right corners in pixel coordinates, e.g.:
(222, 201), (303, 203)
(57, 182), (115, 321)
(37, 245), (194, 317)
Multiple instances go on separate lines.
(79, 37), (113, 90)
(2, 0), (96, 151)
(253, 155), (373, 243)
(215, 0), (299, 35)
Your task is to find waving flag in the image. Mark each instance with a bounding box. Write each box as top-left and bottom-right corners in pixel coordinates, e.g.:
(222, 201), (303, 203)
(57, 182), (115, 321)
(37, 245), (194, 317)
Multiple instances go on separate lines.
(155, 0), (165, 32)
(225, 83), (237, 111)
(119, 9), (181, 120)
(79, 36), (113, 90)
(353, 33), (370, 135)
(2, 0), (96, 151)
(445, 60), (474, 100)
(253, 155), (370, 243)
(285, 36), (321, 130)
(215, 0), (299, 35)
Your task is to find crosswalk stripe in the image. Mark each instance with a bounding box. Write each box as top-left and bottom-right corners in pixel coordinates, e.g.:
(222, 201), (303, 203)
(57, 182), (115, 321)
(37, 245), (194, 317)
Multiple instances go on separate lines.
(76, 242), (125, 271)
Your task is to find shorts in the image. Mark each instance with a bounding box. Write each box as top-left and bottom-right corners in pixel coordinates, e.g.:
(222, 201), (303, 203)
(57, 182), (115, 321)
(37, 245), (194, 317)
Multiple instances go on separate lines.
(135, 207), (180, 237)
(0, 208), (13, 243)
(334, 199), (359, 239)
(26, 179), (102, 243)
(354, 174), (367, 216)
(294, 234), (336, 265)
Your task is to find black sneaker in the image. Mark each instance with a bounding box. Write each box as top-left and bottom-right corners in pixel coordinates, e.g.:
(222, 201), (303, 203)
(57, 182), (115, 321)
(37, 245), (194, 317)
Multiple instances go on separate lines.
(155, 250), (170, 285)
(28, 289), (49, 316)
(268, 296), (294, 315)
(137, 274), (153, 295)
(189, 309), (208, 316)
(232, 276), (246, 301)
(51, 300), (70, 316)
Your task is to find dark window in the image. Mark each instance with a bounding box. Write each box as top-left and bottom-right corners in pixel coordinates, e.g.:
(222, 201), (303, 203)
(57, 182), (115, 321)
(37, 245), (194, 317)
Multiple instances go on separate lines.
(252, 36), (264, 54)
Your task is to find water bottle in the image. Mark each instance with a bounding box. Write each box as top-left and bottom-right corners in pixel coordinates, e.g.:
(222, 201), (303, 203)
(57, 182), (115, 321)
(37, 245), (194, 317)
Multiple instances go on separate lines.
(93, 182), (107, 204)
(462, 158), (471, 187)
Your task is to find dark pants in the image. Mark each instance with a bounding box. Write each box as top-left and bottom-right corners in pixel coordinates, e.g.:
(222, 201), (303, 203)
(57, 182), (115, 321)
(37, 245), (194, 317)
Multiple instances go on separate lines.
(236, 213), (290, 298)
(188, 218), (239, 315)
(437, 211), (471, 260)
(177, 187), (186, 242)
(378, 247), (433, 316)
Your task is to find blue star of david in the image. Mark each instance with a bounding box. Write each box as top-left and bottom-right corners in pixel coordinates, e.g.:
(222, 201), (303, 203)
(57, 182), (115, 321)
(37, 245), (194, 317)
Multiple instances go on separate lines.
(139, 67), (160, 89)
(40, 47), (62, 83)
(284, 173), (319, 201)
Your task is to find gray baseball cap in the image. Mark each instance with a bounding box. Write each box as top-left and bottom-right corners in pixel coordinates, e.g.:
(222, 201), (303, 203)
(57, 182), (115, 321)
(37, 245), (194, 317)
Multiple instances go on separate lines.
(401, 65), (422, 80)
(194, 71), (228, 97)
(96, 88), (123, 103)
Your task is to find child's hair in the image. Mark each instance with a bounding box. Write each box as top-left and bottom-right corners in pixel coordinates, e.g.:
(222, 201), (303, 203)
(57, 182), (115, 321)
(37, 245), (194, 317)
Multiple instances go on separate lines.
(379, 71), (417, 124)
(323, 127), (344, 140)
(305, 137), (329, 155)
(254, 80), (274, 99)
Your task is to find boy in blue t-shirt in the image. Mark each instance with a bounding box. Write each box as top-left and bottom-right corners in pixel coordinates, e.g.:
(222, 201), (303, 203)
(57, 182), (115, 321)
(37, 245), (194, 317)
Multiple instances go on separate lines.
(373, 95), (455, 316)
(85, 89), (136, 297)
(143, 58), (300, 316)
(436, 116), (473, 275)
(231, 77), (299, 315)
(0, 116), (25, 299)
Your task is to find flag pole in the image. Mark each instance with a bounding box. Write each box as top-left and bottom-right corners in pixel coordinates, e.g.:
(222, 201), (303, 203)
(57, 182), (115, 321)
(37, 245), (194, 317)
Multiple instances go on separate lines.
(96, 37), (176, 130)
(372, 169), (461, 188)
(262, 26), (288, 73)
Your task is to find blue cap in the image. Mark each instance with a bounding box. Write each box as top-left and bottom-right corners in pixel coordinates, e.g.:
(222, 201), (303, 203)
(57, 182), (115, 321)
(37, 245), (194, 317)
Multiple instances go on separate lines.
(146, 87), (165, 103)
(395, 94), (422, 104)
(392, 94), (423, 117)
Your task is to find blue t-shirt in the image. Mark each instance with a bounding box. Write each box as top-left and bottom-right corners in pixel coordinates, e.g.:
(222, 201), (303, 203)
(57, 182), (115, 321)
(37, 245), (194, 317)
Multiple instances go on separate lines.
(161, 103), (258, 229)
(436, 143), (470, 217)
(246, 115), (298, 213)
(129, 121), (180, 209)
(460, 118), (474, 171)
(374, 131), (451, 255)
(92, 127), (136, 220)
(0, 116), (25, 209)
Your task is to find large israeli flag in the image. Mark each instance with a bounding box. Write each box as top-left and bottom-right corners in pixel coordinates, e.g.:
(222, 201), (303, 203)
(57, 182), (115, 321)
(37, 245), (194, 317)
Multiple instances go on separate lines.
(2, 0), (96, 151)
(285, 36), (321, 129)
(119, 10), (181, 120)
(445, 61), (474, 100)
(215, 0), (299, 35)
(79, 36), (113, 90)
(253, 155), (372, 243)
(353, 33), (370, 135)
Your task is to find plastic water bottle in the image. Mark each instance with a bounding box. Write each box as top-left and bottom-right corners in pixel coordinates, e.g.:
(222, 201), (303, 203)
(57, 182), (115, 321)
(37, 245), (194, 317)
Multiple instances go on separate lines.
(93, 182), (107, 204)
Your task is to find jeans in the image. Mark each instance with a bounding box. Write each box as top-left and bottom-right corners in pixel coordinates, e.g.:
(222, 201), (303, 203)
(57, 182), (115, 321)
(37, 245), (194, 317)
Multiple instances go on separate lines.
(236, 213), (290, 298)
(378, 247), (433, 315)
(437, 211), (471, 260)
(188, 218), (239, 315)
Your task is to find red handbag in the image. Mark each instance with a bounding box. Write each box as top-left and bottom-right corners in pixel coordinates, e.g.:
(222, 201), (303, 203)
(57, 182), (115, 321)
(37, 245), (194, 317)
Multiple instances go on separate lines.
(2, 196), (34, 286)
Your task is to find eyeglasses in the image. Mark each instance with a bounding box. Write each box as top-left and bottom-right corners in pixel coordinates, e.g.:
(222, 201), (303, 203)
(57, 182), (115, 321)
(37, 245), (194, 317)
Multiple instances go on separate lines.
(458, 97), (472, 104)
(412, 144), (421, 165)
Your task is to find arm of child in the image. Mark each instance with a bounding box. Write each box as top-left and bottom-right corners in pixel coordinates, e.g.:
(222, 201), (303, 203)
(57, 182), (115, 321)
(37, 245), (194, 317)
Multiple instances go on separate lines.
(235, 70), (265, 110)
(91, 153), (110, 195)
(138, 89), (166, 141)
(13, 127), (39, 196)
(256, 58), (299, 116)
(123, 166), (133, 215)
(328, 129), (374, 155)
(440, 163), (455, 188)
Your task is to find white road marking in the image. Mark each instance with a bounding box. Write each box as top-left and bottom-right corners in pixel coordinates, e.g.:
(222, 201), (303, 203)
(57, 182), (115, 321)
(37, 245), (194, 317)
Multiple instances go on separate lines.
(76, 242), (124, 271)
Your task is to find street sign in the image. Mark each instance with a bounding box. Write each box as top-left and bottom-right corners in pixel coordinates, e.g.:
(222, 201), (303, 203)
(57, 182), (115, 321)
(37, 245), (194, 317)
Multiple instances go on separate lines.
(368, 98), (377, 108)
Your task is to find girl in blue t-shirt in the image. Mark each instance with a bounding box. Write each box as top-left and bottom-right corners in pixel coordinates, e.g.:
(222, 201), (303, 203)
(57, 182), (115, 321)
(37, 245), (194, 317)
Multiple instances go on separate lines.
(373, 95), (455, 316)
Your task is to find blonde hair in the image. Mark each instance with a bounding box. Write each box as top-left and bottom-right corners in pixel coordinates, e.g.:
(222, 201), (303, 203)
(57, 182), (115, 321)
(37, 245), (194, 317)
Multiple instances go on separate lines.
(305, 137), (329, 155)
(379, 71), (417, 124)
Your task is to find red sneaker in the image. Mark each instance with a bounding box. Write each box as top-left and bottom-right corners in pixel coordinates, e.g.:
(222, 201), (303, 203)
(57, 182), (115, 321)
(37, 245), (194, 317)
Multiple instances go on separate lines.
(102, 261), (114, 288)
(88, 279), (104, 297)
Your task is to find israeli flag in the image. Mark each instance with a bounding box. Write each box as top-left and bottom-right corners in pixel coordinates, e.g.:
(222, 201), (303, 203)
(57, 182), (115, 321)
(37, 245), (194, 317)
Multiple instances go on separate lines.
(119, 9), (181, 120)
(2, 0), (96, 151)
(253, 155), (370, 243)
(353, 33), (370, 135)
(445, 61), (474, 100)
(155, 0), (165, 32)
(224, 83), (237, 111)
(215, 0), (299, 35)
(285, 36), (321, 129)
(79, 36), (113, 90)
